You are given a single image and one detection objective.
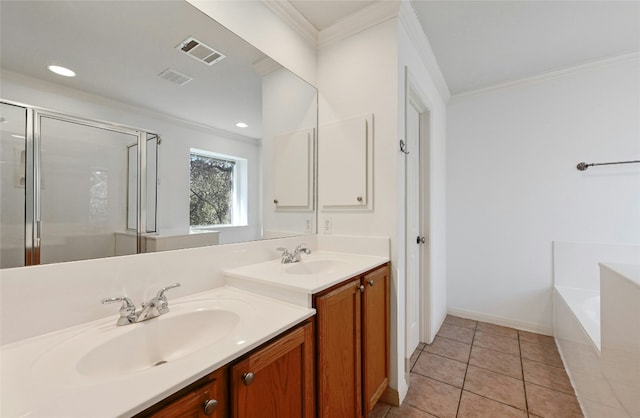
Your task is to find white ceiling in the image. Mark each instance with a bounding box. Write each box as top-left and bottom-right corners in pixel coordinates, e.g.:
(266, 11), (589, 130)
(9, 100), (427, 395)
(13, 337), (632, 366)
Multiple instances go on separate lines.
(0, 1), (269, 138)
(291, 0), (640, 95)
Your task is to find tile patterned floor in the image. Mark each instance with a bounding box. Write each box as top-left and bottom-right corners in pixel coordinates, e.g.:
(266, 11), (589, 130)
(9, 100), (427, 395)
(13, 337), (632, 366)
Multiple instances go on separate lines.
(369, 315), (584, 418)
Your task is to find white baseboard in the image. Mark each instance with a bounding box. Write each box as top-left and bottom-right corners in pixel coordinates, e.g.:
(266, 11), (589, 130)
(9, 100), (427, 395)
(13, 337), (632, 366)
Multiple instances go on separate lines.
(446, 308), (553, 336)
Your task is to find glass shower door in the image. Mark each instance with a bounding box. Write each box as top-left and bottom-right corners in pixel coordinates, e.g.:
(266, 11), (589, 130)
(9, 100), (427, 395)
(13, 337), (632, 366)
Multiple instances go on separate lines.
(37, 114), (141, 264)
(0, 103), (27, 268)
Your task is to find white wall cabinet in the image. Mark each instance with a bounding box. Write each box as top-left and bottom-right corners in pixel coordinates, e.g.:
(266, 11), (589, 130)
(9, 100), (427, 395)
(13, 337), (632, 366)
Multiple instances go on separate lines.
(319, 114), (373, 210)
(272, 129), (314, 210)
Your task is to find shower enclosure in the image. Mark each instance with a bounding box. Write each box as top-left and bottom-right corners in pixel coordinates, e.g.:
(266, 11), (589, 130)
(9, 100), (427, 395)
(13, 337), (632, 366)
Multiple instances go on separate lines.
(0, 101), (158, 268)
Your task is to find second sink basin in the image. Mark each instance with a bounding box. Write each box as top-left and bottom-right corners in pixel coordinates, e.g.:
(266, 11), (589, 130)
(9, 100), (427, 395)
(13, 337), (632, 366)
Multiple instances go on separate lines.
(77, 309), (239, 378)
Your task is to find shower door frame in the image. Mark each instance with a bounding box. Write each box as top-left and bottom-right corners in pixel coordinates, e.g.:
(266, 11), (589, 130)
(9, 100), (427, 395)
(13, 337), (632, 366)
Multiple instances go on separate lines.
(2, 100), (158, 266)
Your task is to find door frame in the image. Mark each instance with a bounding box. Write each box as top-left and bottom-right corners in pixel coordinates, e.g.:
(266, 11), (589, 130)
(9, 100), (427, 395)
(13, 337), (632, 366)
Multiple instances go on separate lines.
(403, 67), (433, 349)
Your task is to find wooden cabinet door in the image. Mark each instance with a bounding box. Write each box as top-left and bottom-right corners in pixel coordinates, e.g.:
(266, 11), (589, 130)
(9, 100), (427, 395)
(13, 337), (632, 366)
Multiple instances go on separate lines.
(231, 322), (314, 418)
(143, 367), (228, 418)
(362, 265), (390, 416)
(316, 278), (362, 418)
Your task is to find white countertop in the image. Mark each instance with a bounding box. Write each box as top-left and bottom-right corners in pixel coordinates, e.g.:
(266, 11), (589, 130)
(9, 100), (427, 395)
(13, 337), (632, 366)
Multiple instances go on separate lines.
(0, 287), (314, 418)
(224, 251), (389, 294)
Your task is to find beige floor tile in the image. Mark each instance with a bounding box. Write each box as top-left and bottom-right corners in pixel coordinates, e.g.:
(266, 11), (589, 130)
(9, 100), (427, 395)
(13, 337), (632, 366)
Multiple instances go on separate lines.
(425, 336), (472, 363)
(469, 345), (523, 379)
(519, 330), (555, 346)
(522, 359), (574, 394)
(458, 390), (528, 418)
(444, 315), (478, 330)
(476, 321), (518, 339)
(413, 352), (467, 388)
(520, 341), (563, 368)
(437, 323), (475, 344)
(367, 401), (390, 418)
(463, 365), (526, 410)
(526, 382), (584, 417)
(473, 331), (520, 356)
(405, 373), (461, 418)
(386, 403), (438, 418)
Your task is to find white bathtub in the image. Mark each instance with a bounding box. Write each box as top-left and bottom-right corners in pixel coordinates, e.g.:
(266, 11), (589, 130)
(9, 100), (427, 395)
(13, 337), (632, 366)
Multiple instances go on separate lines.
(555, 287), (600, 351)
(553, 242), (640, 418)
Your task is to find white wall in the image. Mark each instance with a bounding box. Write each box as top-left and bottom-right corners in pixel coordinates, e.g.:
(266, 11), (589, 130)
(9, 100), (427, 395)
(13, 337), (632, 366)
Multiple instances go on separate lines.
(397, 3), (448, 345)
(317, 17), (402, 395)
(447, 56), (640, 333)
(262, 67), (317, 237)
(1, 70), (262, 245)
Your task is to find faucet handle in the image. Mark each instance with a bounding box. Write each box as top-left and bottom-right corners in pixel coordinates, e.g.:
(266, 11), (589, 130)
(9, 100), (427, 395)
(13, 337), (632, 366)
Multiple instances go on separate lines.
(276, 247), (289, 255)
(101, 296), (136, 326)
(156, 283), (181, 300)
(295, 243), (311, 254)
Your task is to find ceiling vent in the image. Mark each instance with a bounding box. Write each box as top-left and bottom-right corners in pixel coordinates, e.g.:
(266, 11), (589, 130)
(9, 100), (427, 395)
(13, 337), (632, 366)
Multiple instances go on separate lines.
(157, 68), (193, 86)
(177, 37), (226, 66)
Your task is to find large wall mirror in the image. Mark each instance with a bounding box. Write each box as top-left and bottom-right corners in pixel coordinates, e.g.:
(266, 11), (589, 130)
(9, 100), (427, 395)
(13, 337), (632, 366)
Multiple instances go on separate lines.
(0, 0), (317, 269)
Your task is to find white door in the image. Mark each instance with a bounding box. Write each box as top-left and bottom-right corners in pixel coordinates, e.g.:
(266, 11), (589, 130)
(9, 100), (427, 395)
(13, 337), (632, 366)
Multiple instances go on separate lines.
(405, 99), (423, 356)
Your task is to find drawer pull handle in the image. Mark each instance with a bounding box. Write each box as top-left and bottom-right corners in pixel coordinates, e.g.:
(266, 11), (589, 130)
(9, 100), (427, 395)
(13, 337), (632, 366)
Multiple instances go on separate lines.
(202, 399), (218, 416)
(242, 372), (255, 386)
(368, 280), (374, 287)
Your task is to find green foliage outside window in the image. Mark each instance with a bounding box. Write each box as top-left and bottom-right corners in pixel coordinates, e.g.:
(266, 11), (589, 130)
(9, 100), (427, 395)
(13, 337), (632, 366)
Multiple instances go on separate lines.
(190, 153), (235, 226)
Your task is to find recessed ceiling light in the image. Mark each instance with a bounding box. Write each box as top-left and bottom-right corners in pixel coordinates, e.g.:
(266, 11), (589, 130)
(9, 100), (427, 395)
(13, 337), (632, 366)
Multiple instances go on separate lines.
(235, 122), (248, 128)
(48, 65), (76, 77)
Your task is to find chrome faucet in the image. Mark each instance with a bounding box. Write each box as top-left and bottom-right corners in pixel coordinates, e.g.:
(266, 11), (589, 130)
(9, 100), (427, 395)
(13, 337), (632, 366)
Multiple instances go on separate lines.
(277, 244), (311, 263)
(102, 283), (181, 326)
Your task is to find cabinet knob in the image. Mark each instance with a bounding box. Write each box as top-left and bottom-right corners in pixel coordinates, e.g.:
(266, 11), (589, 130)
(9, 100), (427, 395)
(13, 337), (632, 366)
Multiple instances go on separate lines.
(273, 199), (278, 204)
(357, 196), (363, 202)
(202, 399), (218, 416)
(242, 372), (255, 386)
(368, 280), (375, 287)
(359, 285), (365, 292)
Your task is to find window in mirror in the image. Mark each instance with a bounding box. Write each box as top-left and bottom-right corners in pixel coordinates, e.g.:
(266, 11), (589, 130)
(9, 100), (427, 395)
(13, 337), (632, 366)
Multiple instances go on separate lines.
(189, 149), (247, 228)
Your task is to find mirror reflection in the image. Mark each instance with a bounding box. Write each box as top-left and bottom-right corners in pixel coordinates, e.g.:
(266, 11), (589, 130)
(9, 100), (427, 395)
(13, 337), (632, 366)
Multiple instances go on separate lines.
(0, 0), (317, 269)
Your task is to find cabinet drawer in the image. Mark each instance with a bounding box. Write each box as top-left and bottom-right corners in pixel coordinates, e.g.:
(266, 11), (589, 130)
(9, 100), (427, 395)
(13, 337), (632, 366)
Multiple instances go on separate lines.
(141, 368), (227, 418)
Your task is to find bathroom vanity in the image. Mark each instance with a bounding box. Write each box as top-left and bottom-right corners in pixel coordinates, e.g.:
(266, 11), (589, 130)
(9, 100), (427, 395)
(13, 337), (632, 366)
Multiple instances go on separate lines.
(0, 250), (389, 418)
(137, 254), (389, 418)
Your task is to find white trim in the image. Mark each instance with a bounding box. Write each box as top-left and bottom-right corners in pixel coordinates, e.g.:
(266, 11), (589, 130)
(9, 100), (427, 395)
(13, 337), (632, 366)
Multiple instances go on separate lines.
(261, 1), (318, 47)
(451, 51), (640, 100)
(398, 1), (451, 103)
(318, 1), (400, 48)
(447, 307), (554, 336)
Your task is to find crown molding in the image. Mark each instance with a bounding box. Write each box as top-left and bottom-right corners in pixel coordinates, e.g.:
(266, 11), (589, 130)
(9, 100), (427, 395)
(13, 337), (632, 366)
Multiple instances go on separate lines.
(451, 51), (640, 100)
(318, 1), (401, 48)
(398, 1), (451, 102)
(262, 1), (318, 47)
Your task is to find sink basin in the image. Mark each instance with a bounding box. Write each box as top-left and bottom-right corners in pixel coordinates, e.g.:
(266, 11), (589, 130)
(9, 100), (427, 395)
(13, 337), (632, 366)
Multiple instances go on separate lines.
(32, 300), (247, 383)
(76, 309), (239, 378)
(285, 259), (347, 275)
